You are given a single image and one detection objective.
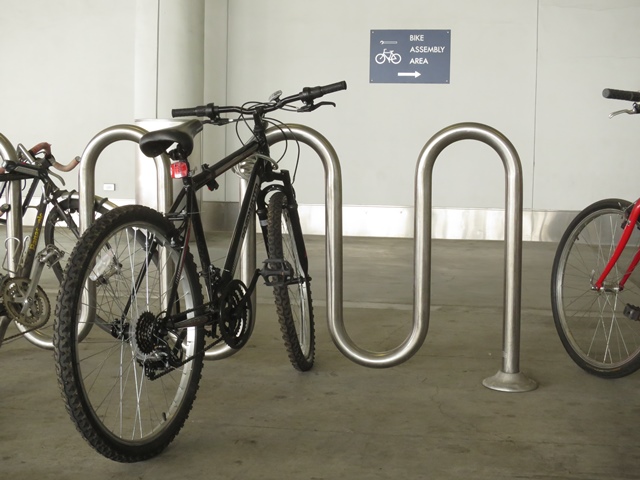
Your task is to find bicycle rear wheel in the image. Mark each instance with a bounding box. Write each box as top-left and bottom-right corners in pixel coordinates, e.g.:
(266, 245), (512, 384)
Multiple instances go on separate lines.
(12, 196), (112, 349)
(267, 191), (315, 371)
(54, 205), (204, 462)
(551, 198), (640, 378)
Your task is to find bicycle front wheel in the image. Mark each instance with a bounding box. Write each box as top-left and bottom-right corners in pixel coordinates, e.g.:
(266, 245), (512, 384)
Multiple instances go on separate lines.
(551, 198), (640, 378)
(267, 191), (315, 371)
(54, 205), (205, 462)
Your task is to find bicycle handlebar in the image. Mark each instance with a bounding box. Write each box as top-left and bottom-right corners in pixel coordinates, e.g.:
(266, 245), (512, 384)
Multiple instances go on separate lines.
(50, 156), (81, 172)
(1, 143), (81, 177)
(171, 80), (348, 120)
(603, 88), (640, 102)
(25, 142), (80, 171)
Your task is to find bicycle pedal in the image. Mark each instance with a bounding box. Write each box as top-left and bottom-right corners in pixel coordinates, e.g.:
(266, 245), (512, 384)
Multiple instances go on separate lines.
(261, 259), (293, 287)
(624, 303), (640, 321)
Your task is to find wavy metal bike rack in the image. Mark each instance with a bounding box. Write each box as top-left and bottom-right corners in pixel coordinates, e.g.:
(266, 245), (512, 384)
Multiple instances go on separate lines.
(0, 133), (20, 345)
(78, 124), (172, 230)
(76, 122), (537, 392)
(249, 122), (537, 392)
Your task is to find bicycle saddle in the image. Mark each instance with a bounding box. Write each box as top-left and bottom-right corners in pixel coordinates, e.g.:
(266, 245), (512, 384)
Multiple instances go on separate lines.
(139, 119), (203, 158)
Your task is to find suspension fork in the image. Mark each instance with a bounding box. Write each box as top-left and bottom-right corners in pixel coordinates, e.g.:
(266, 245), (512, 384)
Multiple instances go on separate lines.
(594, 200), (640, 291)
(260, 170), (309, 275)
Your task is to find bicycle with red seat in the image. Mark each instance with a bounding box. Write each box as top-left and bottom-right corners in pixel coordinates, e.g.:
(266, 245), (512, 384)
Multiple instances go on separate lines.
(54, 81), (347, 462)
(551, 87), (640, 378)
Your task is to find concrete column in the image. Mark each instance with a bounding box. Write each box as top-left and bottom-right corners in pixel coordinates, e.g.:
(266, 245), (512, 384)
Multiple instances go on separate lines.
(134, 0), (205, 206)
(135, 0), (204, 119)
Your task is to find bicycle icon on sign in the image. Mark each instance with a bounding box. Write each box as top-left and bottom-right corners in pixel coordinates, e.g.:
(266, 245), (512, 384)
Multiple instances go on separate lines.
(375, 49), (402, 65)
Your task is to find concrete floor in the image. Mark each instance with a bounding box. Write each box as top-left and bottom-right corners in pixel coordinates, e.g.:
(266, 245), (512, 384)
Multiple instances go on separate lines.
(1, 234), (639, 479)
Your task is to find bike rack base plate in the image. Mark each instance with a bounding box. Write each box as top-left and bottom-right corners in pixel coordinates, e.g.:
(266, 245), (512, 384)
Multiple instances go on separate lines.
(482, 370), (538, 393)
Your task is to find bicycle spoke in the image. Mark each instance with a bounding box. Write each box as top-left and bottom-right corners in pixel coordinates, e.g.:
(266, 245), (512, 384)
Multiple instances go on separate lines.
(552, 199), (640, 377)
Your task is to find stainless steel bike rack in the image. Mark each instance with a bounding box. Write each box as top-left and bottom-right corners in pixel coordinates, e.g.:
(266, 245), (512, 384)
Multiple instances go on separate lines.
(251, 122), (537, 392)
(417, 123), (537, 392)
(0, 133), (20, 345)
(76, 121), (537, 392)
(78, 124), (172, 231)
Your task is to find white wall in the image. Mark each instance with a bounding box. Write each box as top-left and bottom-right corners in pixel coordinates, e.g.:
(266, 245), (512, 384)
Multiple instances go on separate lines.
(223, 0), (538, 210)
(535, 0), (640, 210)
(0, 0), (137, 200)
(2, 0), (639, 224)
(221, 0), (640, 213)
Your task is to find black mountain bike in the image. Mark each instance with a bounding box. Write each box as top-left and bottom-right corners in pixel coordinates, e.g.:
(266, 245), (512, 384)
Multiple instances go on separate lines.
(54, 81), (347, 462)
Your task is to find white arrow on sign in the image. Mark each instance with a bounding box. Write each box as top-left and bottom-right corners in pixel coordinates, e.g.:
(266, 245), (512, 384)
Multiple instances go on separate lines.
(397, 71), (422, 78)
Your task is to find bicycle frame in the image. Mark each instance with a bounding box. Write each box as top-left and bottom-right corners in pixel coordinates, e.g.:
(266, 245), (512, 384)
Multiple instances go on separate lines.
(593, 199), (640, 291)
(145, 131), (305, 333)
(0, 172), (40, 220)
(1, 172), (46, 276)
(1, 171), (76, 275)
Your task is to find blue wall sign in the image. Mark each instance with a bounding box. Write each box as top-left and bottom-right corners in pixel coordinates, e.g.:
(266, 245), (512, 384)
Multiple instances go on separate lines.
(370, 30), (451, 84)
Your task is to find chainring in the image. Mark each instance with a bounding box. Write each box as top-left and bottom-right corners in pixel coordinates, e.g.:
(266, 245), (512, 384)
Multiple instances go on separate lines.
(219, 279), (253, 349)
(2, 277), (50, 328)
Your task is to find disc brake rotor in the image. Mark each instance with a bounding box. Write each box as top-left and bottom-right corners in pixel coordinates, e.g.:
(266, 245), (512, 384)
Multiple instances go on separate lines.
(2, 277), (51, 329)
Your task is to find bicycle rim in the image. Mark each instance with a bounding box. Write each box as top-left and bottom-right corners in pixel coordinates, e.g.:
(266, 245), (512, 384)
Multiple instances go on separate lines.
(55, 207), (204, 461)
(552, 200), (640, 377)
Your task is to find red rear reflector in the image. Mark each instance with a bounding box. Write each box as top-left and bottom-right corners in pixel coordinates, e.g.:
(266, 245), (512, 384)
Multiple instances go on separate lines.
(170, 161), (189, 179)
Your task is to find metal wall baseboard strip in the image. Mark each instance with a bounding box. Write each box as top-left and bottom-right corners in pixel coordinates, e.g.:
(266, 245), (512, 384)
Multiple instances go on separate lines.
(200, 201), (576, 242)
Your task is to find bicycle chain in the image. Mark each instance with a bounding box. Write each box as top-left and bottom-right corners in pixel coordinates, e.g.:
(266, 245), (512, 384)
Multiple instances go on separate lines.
(0, 324), (43, 344)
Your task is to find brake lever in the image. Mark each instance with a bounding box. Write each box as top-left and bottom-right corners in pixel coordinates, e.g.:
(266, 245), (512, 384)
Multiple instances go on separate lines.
(609, 103), (640, 118)
(48, 169), (66, 186)
(297, 101), (336, 113)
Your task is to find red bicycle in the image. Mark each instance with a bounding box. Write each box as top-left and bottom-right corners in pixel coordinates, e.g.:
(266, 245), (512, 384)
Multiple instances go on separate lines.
(551, 87), (640, 378)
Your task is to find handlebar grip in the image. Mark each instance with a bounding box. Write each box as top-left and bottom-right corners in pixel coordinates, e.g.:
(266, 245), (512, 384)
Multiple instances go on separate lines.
(320, 81), (347, 95)
(300, 81), (347, 103)
(602, 88), (640, 102)
(172, 104), (215, 118)
(172, 107), (198, 117)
